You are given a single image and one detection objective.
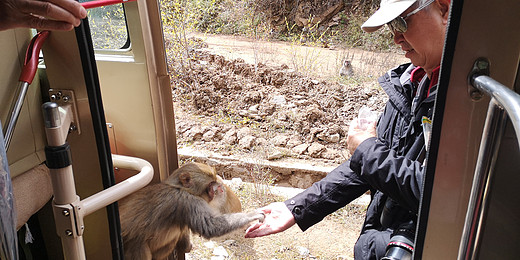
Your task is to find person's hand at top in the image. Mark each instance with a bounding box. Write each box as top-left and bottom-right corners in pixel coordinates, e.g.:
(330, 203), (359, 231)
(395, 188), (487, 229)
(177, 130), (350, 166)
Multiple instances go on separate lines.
(245, 202), (296, 238)
(0, 0), (87, 31)
(346, 118), (377, 155)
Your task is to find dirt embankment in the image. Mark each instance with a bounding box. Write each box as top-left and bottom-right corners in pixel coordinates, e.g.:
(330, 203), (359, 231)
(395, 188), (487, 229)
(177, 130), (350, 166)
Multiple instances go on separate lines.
(167, 33), (405, 188)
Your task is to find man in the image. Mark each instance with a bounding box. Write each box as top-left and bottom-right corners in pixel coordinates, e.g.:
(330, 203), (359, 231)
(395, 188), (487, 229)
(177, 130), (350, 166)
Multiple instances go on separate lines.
(245, 0), (450, 258)
(0, 0), (86, 31)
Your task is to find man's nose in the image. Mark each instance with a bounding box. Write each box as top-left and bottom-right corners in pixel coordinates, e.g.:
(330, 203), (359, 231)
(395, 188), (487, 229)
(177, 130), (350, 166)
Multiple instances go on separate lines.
(392, 31), (405, 45)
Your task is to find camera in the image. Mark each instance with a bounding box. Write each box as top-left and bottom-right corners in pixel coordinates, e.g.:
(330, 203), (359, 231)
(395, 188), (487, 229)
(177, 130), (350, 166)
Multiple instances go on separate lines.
(381, 222), (415, 260)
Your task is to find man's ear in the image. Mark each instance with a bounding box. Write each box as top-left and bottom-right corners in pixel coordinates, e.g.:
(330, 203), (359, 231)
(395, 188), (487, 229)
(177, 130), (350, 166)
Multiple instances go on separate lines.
(437, 0), (451, 23)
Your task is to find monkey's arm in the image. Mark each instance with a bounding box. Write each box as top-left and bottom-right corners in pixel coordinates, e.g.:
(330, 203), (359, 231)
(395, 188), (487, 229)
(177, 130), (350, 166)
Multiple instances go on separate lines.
(186, 195), (264, 238)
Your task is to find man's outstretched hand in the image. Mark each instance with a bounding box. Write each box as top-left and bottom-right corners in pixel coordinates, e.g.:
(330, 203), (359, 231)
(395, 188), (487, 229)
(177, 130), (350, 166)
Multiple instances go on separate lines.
(245, 202), (296, 238)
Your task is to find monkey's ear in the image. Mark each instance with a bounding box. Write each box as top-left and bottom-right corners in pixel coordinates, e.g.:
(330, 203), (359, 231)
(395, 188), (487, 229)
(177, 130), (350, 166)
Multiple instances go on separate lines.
(179, 172), (192, 188)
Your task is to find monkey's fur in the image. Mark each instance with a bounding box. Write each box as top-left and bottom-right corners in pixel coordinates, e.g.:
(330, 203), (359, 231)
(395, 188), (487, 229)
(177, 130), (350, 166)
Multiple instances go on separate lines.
(119, 162), (264, 260)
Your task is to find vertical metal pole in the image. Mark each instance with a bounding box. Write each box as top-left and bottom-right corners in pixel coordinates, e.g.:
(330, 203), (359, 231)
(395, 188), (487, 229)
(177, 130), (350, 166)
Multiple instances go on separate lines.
(42, 102), (86, 260)
(458, 100), (507, 260)
(3, 82), (30, 150)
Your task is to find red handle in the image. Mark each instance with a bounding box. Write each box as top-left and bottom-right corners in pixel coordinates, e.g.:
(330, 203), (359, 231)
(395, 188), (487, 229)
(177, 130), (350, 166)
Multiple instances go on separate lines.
(81, 0), (136, 9)
(19, 31), (50, 84)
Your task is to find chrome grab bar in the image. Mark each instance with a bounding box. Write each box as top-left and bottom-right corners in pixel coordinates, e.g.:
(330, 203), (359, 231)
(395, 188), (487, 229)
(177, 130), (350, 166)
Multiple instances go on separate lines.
(472, 75), (520, 147)
(3, 31), (49, 150)
(459, 59), (520, 260)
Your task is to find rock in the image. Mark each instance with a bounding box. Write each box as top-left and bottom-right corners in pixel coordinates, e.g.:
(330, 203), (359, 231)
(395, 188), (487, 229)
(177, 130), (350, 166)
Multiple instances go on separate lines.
(176, 121), (191, 134)
(287, 136), (302, 148)
(321, 148), (341, 160)
(296, 246), (310, 257)
(239, 135), (256, 149)
(249, 104), (260, 112)
(310, 127), (324, 136)
(270, 95), (286, 106)
(272, 135), (290, 147)
(186, 126), (205, 141)
(267, 149), (284, 160)
(204, 241), (216, 249)
(289, 174), (314, 188)
(341, 149), (350, 159)
(292, 143), (309, 155)
(222, 240), (237, 247)
(308, 142), (326, 157)
(255, 137), (268, 146)
(316, 131), (328, 142)
(222, 129), (237, 145)
(328, 133), (340, 143)
(305, 105), (326, 122)
(212, 246), (229, 257)
(202, 129), (218, 141)
(237, 127), (252, 139)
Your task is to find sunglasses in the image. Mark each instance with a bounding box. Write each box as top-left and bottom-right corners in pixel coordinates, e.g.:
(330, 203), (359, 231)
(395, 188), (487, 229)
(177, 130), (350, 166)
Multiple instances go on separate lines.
(387, 0), (435, 34)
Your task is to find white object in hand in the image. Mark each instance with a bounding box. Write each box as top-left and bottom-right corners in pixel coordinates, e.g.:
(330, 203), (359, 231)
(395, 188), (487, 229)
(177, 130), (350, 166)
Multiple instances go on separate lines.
(357, 106), (378, 130)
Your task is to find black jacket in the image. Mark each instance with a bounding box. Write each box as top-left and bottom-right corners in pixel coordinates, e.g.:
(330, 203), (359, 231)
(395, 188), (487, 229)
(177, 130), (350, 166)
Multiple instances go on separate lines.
(285, 63), (436, 258)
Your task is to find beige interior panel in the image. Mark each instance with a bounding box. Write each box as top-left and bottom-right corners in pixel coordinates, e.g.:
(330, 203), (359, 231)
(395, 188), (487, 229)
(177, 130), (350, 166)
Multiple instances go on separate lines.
(97, 61), (161, 181)
(0, 29), (47, 178)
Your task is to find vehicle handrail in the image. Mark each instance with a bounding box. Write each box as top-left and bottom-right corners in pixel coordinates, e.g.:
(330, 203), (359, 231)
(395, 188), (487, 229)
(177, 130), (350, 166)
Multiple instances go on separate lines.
(472, 74), (520, 147)
(459, 62), (520, 260)
(42, 102), (154, 260)
(80, 154), (153, 216)
(3, 31), (49, 150)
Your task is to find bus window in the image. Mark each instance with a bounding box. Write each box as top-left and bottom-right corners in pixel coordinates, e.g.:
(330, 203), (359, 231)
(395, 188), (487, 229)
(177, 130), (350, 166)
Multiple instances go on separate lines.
(82, 1), (130, 50)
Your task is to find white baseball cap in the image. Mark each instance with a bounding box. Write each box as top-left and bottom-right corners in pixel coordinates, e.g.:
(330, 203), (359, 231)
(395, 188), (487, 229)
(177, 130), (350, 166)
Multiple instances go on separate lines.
(361, 0), (417, 32)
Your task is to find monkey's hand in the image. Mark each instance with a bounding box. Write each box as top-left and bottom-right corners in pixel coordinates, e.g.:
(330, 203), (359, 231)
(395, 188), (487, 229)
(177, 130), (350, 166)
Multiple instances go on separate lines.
(244, 202), (295, 238)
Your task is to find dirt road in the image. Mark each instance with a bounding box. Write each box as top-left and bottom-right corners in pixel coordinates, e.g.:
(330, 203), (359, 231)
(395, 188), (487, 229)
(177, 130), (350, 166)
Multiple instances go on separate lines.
(192, 33), (408, 80)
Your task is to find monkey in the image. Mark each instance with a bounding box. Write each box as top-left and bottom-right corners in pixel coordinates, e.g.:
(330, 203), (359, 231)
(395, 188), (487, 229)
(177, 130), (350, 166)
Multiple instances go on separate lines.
(339, 59), (354, 77)
(118, 162), (264, 260)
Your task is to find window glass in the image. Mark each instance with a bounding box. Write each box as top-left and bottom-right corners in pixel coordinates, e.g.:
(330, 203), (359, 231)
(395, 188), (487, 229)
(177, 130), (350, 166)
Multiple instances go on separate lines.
(82, 1), (129, 49)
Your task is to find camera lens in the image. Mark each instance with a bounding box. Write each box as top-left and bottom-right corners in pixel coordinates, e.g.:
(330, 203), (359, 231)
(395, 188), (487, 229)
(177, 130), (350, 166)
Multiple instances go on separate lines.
(381, 234), (414, 260)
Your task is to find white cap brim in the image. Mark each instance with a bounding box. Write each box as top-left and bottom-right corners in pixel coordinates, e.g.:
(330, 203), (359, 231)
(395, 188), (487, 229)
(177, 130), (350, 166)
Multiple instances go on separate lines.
(361, 0), (417, 32)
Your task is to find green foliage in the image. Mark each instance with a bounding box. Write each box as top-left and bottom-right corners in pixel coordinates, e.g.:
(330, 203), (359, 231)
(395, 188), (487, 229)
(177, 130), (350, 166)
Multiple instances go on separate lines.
(87, 5), (128, 49)
(334, 14), (395, 51)
(159, 0), (396, 52)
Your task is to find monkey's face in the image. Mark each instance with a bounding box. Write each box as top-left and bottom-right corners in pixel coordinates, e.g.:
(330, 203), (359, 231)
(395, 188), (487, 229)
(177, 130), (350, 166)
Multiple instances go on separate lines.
(206, 181), (223, 202)
(209, 176), (242, 213)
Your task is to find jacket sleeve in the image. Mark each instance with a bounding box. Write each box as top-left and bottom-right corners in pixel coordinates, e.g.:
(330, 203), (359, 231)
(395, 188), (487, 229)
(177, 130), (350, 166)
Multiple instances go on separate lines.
(349, 137), (423, 214)
(284, 160), (370, 231)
